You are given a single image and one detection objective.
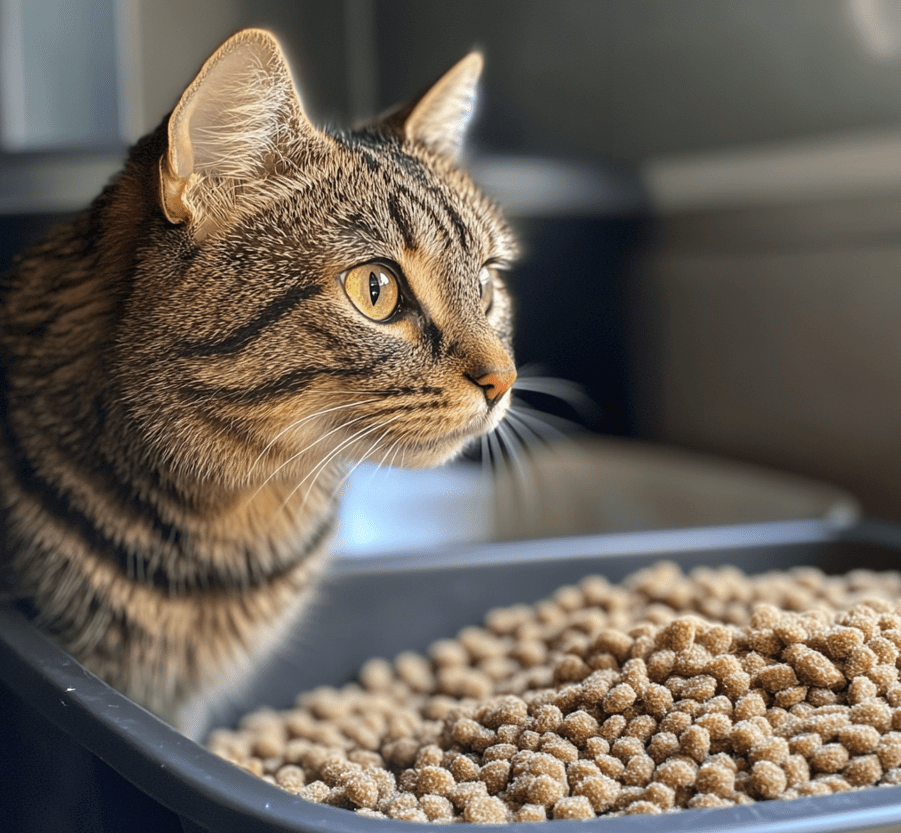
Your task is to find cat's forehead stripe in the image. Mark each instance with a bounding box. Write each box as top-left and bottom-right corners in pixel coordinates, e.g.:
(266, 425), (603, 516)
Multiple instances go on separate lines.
(386, 193), (416, 250)
(336, 137), (513, 263)
(372, 146), (476, 254)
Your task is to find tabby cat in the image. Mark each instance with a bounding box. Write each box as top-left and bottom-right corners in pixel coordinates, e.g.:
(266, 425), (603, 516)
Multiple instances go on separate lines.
(0, 29), (517, 736)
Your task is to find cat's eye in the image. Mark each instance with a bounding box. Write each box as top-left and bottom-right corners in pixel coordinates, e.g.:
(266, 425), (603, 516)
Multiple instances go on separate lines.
(479, 266), (495, 313)
(342, 263), (400, 321)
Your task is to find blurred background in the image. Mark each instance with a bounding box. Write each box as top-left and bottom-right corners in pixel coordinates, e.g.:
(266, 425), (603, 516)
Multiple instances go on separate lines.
(5, 0), (901, 542)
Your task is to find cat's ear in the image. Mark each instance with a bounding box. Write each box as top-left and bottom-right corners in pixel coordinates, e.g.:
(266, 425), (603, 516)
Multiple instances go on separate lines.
(384, 52), (483, 159)
(159, 29), (311, 232)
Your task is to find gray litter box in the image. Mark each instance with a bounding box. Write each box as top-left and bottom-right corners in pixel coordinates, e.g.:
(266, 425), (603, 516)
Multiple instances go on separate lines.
(3, 519), (901, 832)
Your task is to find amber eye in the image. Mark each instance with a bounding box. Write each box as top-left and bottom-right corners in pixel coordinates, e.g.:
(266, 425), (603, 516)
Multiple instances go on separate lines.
(342, 263), (400, 321)
(479, 266), (495, 313)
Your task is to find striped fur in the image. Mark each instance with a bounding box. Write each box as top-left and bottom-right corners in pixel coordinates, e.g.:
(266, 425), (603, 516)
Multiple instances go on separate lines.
(0, 31), (517, 735)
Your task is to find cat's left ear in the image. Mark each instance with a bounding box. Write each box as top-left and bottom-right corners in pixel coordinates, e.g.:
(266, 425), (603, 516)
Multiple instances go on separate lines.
(159, 29), (312, 234)
(384, 52), (483, 159)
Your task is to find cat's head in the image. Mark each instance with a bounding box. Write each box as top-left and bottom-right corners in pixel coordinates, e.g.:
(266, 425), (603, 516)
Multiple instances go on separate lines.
(118, 29), (517, 488)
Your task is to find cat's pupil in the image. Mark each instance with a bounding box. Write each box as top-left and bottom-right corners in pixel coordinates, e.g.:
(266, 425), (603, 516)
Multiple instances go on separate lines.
(369, 272), (380, 306)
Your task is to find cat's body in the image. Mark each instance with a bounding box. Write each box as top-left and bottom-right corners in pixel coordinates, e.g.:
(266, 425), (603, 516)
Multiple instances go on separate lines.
(0, 30), (516, 734)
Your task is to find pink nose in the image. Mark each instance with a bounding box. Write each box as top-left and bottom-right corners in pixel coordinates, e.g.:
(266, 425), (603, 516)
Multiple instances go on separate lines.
(472, 367), (517, 406)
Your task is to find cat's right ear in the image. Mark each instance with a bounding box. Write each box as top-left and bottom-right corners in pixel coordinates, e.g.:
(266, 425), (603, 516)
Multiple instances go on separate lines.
(159, 29), (312, 236)
(381, 52), (483, 160)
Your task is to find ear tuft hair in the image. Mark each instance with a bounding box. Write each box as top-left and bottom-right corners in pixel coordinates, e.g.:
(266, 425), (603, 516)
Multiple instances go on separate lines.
(159, 29), (310, 236)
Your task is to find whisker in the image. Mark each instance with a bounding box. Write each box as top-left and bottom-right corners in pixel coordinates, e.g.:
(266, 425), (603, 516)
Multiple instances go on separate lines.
(479, 432), (494, 498)
(513, 361), (554, 379)
(485, 422), (514, 540)
(496, 420), (541, 525)
(513, 376), (591, 405)
(505, 408), (562, 449)
(508, 399), (583, 439)
(494, 422), (522, 483)
(337, 420), (410, 496)
(332, 423), (399, 497)
(496, 421), (527, 480)
(246, 396), (382, 478)
(290, 414), (406, 514)
(246, 411), (374, 505)
(486, 425), (506, 481)
(355, 428), (407, 488)
(512, 368), (602, 426)
(299, 421), (390, 502)
(381, 433), (407, 472)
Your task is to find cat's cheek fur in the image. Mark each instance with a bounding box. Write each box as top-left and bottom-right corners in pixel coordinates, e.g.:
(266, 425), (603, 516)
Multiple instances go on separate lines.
(380, 434), (472, 470)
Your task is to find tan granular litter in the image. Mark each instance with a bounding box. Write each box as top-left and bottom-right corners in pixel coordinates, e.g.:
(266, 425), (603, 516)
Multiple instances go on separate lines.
(207, 561), (901, 822)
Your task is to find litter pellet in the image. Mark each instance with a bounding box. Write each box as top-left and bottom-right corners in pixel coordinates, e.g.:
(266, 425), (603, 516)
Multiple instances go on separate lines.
(207, 561), (901, 822)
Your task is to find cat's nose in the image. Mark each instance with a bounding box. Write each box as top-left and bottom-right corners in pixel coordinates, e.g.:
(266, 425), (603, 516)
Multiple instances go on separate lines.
(471, 367), (517, 407)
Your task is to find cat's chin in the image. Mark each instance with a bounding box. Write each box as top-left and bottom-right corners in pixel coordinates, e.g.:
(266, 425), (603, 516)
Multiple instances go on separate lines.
(384, 408), (510, 469)
(384, 436), (471, 469)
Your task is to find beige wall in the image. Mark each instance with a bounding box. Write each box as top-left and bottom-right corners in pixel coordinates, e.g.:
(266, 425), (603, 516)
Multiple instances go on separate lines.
(633, 193), (901, 521)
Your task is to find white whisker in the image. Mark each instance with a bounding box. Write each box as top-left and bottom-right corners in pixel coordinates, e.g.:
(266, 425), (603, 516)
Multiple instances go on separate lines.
(512, 368), (601, 425)
(288, 414), (405, 514)
(486, 425), (506, 482)
(297, 421), (390, 503)
(479, 432), (493, 494)
(513, 376), (590, 405)
(508, 400), (582, 440)
(382, 433), (408, 472)
(332, 424), (398, 497)
(246, 411), (374, 505)
(496, 420), (540, 522)
(246, 396), (382, 478)
(505, 408), (560, 449)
